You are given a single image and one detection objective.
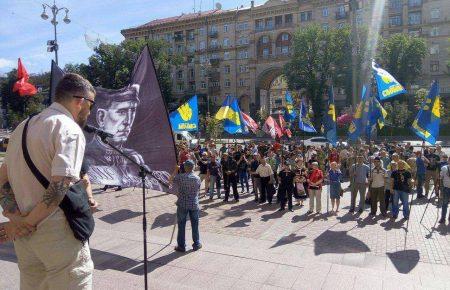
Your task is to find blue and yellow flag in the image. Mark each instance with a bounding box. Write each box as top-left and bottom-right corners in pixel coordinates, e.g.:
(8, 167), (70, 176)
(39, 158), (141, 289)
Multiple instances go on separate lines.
(322, 85), (337, 146)
(169, 95), (199, 132)
(215, 95), (243, 134)
(412, 81), (440, 145)
(299, 99), (316, 133)
(367, 97), (387, 138)
(372, 60), (406, 101)
(284, 91), (296, 122)
(348, 85), (371, 141)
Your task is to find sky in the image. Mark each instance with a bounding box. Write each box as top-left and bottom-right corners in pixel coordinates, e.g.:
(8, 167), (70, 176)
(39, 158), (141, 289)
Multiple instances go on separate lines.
(0, 0), (266, 75)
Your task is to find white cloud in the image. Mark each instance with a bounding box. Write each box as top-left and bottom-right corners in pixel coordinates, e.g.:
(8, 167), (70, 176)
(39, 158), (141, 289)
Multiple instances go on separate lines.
(0, 58), (15, 69)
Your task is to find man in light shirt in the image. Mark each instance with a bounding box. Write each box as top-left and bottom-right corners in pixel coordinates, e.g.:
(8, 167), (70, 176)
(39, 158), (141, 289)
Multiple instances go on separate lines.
(369, 157), (387, 217)
(255, 157), (274, 203)
(439, 160), (450, 224)
(0, 73), (95, 289)
(349, 155), (370, 213)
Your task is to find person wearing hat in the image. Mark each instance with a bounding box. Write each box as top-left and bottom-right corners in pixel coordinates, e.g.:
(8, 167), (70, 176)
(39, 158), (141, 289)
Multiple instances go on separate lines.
(169, 160), (202, 252)
(84, 84), (170, 191)
(369, 157), (387, 217)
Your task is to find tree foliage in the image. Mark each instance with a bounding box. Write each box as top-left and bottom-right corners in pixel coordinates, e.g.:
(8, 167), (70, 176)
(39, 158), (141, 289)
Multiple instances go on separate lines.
(283, 25), (351, 126)
(200, 115), (223, 141)
(414, 88), (449, 124)
(65, 39), (182, 105)
(384, 100), (411, 128)
(377, 34), (427, 87)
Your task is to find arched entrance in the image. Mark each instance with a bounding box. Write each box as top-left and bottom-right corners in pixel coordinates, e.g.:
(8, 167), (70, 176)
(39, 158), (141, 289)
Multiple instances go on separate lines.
(256, 67), (288, 114)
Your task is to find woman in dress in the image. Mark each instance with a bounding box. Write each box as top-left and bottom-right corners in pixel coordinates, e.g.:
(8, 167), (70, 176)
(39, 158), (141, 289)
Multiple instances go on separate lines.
(328, 161), (343, 214)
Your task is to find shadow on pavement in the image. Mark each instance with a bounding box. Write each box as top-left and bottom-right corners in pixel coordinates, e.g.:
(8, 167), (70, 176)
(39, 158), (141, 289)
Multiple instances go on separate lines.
(129, 251), (187, 275)
(314, 230), (370, 255)
(151, 211), (208, 229)
(99, 209), (143, 225)
(226, 217), (252, 228)
(270, 234), (306, 248)
(261, 209), (287, 222)
(386, 250), (420, 274)
(380, 218), (407, 231)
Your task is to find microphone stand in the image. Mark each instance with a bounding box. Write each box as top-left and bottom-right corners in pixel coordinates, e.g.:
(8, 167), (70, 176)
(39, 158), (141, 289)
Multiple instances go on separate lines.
(100, 135), (152, 290)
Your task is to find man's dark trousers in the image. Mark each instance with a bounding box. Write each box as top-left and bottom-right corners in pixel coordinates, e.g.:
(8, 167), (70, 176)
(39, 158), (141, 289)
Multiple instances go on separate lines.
(224, 173), (239, 201)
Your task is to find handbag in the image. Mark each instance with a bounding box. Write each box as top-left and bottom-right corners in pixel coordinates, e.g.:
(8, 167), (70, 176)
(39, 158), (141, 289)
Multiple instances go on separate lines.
(21, 116), (95, 242)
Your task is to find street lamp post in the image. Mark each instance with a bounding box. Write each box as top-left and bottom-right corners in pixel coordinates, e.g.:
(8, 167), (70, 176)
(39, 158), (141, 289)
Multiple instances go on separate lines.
(41, 1), (71, 65)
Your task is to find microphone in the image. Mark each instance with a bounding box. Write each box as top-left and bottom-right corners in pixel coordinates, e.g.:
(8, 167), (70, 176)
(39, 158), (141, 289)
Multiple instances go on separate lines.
(83, 125), (114, 139)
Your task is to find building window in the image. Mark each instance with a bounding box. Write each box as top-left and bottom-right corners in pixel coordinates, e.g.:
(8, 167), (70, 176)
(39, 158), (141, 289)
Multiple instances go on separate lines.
(430, 43), (439, 55)
(255, 19), (264, 30)
(210, 39), (218, 47)
(223, 24), (229, 32)
(201, 81), (207, 89)
(177, 70), (183, 79)
(199, 41), (206, 50)
(238, 50), (248, 59)
(430, 8), (440, 20)
(239, 65), (249, 73)
(285, 14), (293, 24)
(237, 22), (249, 31)
(430, 26), (440, 37)
(187, 44), (196, 53)
(210, 25), (217, 33)
(198, 27), (206, 36)
(322, 7), (329, 17)
(263, 48), (270, 58)
(265, 18), (274, 29)
(281, 46), (289, 54)
(176, 44), (184, 53)
(225, 79), (231, 88)
(322, 23), (329, 31)
(430, 61), (439, 72)
(239, 79), (245, 87)
(337, 22), (345, 28)
(408, 29), (420, 36)
(275, 15), (283, 26)
(390, 0), (402, 11)
(408, 0), (422, 8)
(300, 11), (313, 22)
(408, 12), (421, 25)
(223, 38), (230, 47)
(238, 37), (249, 45)
(224, 51), (230, 60)
(224, 65), (231, 74)
(389, 16), (402, 27)
(187, 30), (195, 41)
(189, 68), (195, 78)
(200, 55), (207, 63)
(262, 36), (269, 44)
(281, 33), (289, 41)
(176, 83), (184, 92)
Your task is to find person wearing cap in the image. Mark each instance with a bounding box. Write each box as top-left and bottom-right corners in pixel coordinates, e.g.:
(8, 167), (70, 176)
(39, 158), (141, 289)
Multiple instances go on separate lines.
(369, 157), (387, 217)
(84, 84), (170, 191)
(439, 156), (450, 224)
(169, 160), (202, 252)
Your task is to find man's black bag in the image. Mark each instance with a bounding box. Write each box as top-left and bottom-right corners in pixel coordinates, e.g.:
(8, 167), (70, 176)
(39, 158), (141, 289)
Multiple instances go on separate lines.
(21, 116), (95, 242)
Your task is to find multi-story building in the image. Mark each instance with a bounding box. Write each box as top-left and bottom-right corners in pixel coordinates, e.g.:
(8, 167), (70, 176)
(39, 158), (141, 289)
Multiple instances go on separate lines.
(121, 0), (450, 115)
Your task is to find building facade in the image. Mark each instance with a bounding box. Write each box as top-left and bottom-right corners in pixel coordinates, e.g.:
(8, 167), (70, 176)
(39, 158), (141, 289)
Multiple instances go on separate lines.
(121, 0), (450, 114)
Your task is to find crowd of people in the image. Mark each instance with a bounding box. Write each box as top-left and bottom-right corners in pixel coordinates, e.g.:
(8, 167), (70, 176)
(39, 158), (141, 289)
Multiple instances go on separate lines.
(174, 139), (450, 223)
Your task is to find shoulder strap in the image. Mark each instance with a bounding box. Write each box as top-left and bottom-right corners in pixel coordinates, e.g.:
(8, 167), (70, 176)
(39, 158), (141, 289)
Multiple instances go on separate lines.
(21, 116), (50, 189)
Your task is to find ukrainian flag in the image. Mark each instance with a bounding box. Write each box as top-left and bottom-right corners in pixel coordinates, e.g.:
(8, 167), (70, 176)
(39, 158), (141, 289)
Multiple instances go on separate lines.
(284, 91), (296, 122)
(367, 97), (387, 138)
(169, 95), (199, 132)
(322, 85), (337, 146)
(215, 96), (243, 134)
(412, 81), (440, 145)
(298, 99), (316, 133)
(348, 85), (371, 141)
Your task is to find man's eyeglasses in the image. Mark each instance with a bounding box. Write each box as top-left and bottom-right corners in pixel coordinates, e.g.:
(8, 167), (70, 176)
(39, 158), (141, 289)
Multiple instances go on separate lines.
(73, 95), (96, 111)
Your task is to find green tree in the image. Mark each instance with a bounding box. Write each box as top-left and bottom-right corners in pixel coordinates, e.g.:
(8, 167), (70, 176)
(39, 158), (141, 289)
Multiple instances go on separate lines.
(200, 115), (223, 141)
(384, 100), (411, 128)
(377, 33), (427, 87)
(414, 88), (449, 124)
(284, 25), (350, 127)
(0, 69), (48, 128)
(65, 39), (182, 105)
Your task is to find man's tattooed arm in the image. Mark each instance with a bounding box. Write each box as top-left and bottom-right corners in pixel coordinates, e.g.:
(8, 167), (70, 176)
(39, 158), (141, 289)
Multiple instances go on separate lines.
(42, 177), (72, 208)
(0, 182), (19, 214)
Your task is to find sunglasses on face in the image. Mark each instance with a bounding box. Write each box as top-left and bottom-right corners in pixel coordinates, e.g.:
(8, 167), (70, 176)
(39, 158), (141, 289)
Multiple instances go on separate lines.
(73, 95), (96, 111)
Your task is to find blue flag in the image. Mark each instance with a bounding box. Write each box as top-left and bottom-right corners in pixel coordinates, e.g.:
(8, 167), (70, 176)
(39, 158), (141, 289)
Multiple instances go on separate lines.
(169, 95), (199, 132)
(284, 91), (296, 122)
(372, 60), (406, 101)
(299, 99), (316, 133)
(322, 86), (337, 146)
(367, 96), (387, 138)
(215, 96), (243, 134)
(348, 85), (371, 141)
(411, 81), (440, 145)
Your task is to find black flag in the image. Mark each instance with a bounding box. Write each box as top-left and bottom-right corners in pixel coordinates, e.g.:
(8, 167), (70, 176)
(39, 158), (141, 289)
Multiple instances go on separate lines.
(50, 47), (177, 192)
(48, 60), (64, 105)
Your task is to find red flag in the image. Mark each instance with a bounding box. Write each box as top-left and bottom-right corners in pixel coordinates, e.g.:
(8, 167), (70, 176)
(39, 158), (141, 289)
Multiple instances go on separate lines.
(278, 114), (292, 138)
(263, 116), (283, 139)
(241, 112), (259, 133)
(12, 58), (37, 97)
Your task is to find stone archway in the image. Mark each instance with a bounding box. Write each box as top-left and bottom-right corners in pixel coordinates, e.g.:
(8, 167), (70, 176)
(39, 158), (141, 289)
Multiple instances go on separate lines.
(256, 67), (286, 114)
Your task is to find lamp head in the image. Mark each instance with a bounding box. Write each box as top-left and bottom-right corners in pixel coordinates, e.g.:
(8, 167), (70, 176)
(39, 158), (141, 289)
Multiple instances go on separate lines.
(41, 6), (49, 20)
(63, 9), (70, 24)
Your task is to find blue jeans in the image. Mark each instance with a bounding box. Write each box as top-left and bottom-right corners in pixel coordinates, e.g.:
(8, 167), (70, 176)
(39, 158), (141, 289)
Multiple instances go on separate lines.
(416, 173), (425, 196)
(441, 187), (450, 220)
(208, 175), (221, 198)
(177, 207), (200, 249)
(239, 170), (249, 192)
(392, 190), (410, 218)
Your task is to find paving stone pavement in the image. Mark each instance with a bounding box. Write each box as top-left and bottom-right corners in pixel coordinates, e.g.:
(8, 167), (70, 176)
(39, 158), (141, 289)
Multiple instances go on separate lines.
(1, 180), (450, 289)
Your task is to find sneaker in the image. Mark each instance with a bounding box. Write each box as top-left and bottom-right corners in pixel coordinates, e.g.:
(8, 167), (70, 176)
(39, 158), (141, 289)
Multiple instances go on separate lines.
(192, 243), (202, 251)
(289, 209), (294, 212)
(174, 246), (186, 252)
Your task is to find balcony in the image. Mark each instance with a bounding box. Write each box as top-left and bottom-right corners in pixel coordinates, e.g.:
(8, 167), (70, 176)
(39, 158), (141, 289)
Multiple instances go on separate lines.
(335, 11), (349, 20)
(274, 22), (294, 30)
(255, 25), (274, 32)
(174, 34), (184, 42)
(408, 0), (422, 9)
(209, 31), (218, 38)
(208, 45), (222, 52)
(208, 86), (221, 94)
